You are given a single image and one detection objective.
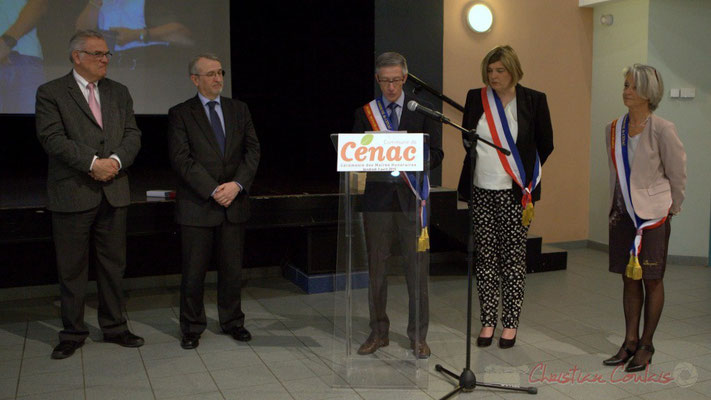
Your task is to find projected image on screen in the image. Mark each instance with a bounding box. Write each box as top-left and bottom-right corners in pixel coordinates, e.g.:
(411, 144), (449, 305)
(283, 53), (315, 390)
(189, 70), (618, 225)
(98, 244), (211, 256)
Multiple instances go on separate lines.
(1, 0), (230, 115)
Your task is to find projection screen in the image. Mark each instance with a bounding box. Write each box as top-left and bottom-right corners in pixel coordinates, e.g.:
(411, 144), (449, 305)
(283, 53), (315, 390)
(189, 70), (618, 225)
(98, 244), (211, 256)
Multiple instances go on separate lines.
(0, 0), (231, 114)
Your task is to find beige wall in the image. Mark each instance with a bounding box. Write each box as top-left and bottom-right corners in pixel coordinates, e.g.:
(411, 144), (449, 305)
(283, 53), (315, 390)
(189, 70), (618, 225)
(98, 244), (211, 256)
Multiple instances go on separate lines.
(588, 0), (649, 245)
(442, 0), (593, 243)
(587, 0), (711, 259)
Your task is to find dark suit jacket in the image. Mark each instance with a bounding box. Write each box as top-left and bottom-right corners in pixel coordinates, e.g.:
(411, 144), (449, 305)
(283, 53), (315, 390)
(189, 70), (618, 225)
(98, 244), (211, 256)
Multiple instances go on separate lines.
(352, 94), (443, 213)
(35, 72), (142, 212)
(457, 84), (554, 203)
(168, 95), (260, 227)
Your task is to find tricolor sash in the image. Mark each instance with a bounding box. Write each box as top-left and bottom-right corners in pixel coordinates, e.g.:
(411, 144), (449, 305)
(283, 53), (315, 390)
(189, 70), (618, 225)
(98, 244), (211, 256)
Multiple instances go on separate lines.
(481, 87), (541, 226)
(363, 98), (394, 131)
(610, 114), (670, 280)
(362, 98), (431, 252)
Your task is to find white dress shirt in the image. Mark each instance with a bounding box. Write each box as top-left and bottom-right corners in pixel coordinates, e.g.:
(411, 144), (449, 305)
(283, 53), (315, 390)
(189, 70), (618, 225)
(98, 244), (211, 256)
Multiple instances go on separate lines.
(73, 69), (122, 171)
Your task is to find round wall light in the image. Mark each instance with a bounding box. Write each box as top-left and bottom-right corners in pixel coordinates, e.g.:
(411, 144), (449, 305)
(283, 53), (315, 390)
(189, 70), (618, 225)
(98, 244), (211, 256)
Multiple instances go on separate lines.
(600, 14), (614, 26)
(466, 3), (493, 33)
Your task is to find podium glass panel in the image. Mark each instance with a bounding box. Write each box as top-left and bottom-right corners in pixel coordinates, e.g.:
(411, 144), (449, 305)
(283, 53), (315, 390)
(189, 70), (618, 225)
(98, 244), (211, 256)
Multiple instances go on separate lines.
(329, 134), (431, 389)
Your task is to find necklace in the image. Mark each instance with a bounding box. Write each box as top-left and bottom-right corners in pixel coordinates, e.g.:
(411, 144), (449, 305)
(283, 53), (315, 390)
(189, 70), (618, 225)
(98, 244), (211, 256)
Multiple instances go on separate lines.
(629, 113), (651, 128)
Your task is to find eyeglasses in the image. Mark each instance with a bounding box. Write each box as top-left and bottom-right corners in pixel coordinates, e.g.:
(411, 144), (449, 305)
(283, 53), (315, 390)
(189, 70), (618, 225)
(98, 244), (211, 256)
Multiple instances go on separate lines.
(377, 77), (404, 85)
(192, 70), (226, 78)
(79, 50), (112, 60)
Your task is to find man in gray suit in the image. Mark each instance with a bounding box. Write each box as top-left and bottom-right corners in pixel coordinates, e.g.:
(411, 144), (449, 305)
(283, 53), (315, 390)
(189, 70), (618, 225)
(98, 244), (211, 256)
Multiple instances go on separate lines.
(35, 30), (143, 359)
(168, 54), (260, 349)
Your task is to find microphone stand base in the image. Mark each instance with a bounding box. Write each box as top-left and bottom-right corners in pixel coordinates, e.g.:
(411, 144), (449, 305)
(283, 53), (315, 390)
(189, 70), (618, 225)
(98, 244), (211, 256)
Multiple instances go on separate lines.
(434, 365), (538, 399)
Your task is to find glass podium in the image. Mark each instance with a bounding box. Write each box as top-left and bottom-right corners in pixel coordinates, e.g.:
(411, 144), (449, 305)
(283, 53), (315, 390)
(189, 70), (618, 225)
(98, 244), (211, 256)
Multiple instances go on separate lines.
(328, 133), (431, 389)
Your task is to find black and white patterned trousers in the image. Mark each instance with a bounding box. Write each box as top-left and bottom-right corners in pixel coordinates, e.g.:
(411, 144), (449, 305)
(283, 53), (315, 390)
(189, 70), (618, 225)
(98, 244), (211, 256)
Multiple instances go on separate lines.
(472, 187), (529, 329)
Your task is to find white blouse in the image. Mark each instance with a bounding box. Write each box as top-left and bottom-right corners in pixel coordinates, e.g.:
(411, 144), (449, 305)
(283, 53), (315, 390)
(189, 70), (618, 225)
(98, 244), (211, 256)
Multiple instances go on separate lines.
(473, 98), (517, 190)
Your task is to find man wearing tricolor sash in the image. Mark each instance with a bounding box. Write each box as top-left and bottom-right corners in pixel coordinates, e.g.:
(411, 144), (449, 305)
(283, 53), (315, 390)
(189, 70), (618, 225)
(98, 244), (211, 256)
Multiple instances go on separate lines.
(457, 46), (554, 349)
(603, 64), (686, 373)
(352, 52), (443, 359)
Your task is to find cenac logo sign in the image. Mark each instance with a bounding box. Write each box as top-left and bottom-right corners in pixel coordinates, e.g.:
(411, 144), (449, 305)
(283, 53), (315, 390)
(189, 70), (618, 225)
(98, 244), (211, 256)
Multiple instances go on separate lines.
(336, 133), (424, 172)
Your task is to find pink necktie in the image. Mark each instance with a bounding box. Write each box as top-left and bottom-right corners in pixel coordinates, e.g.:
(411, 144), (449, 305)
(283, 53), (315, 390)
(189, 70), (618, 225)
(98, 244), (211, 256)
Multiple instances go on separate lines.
(87, 82), (103, 128)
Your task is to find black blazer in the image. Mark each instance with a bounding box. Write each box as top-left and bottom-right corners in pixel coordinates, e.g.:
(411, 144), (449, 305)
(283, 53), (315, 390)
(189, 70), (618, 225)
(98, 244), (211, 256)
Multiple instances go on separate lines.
(36, 72), (142, 212)
(352, 94), (443, 212)
(168, 95), (261, 226)
(457, 84), (553, 203)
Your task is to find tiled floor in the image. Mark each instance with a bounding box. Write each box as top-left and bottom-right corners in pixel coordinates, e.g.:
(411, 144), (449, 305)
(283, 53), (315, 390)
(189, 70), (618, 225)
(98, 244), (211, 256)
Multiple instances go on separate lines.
(1, 248), (710, 399)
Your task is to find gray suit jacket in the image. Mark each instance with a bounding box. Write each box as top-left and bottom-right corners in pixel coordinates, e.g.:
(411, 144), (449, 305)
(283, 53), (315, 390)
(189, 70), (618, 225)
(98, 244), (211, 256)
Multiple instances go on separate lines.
(35, 72), (142, 212)
(168, 95), (260, 227)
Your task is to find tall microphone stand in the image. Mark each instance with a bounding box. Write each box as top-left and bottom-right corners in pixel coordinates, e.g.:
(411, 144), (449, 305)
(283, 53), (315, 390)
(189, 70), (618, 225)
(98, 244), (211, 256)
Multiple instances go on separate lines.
(408, 73), (465, 113)
(411, 106), (537, 398)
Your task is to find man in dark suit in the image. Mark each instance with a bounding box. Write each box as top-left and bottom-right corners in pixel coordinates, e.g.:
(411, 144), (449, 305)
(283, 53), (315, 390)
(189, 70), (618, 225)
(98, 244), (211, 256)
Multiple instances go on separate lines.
(352, 52), (443, 359)
(35, 30), (143, 359)
(168, 53), (260, 349)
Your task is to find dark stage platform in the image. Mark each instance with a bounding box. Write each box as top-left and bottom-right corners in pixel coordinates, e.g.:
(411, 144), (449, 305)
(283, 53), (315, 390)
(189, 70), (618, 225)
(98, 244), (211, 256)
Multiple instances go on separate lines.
(0, 171), (566, 289)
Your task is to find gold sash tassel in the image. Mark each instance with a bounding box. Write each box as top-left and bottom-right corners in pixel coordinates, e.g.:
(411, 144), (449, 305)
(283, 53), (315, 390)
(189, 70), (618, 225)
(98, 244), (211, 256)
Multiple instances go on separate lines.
(417, 227), (430, 252)
(522, 202), (535, 227)
(625, 255), (643, 280)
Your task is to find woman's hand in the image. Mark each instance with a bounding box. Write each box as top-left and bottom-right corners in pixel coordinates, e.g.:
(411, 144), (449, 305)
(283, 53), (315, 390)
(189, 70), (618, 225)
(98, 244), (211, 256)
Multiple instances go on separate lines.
(112, 27), (140, 46)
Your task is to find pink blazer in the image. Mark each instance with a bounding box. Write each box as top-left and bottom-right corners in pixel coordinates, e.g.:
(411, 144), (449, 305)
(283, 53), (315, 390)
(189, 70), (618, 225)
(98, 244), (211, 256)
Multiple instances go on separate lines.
(606, 114), (687, 220)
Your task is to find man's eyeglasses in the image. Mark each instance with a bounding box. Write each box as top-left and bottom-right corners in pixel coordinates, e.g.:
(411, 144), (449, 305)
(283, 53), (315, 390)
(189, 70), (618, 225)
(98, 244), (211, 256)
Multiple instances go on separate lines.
(192, 70), (226, 78)
(377, 77), (404, 85)
(79, 50), (112, 60)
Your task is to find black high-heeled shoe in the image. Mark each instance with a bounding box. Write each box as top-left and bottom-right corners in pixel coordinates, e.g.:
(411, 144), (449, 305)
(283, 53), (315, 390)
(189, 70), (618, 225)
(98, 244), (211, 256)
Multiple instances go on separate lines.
(603, 343), (636, 366)
(625, 344), (654, 372)
(477, 327), (495, 347)
(498, 335), (516, 349)
(477, 335), (493, 347)
(498, 328), (517, 349)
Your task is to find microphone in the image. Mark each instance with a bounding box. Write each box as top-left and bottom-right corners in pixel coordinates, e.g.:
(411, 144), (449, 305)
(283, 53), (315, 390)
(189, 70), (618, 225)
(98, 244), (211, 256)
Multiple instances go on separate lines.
(407, 100), (450, 123)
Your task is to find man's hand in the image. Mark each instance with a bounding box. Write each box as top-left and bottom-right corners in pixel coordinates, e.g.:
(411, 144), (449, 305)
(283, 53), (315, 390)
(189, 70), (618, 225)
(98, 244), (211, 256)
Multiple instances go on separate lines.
(212, 182), (241, 207)
(89, 158), (119, 181)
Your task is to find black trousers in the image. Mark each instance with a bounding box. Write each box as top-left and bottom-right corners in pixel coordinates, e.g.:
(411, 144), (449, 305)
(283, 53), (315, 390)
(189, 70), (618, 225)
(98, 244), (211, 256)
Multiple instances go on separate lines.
(52, 196), (128, 342)
(363, 211), (429, 342)
(179, 222), (245, 335)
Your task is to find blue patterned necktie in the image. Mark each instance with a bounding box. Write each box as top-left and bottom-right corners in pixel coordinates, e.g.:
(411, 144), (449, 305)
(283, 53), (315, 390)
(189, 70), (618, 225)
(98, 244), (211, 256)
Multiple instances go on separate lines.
(388, 102), (399, 130)
(207, 101), (225, 154)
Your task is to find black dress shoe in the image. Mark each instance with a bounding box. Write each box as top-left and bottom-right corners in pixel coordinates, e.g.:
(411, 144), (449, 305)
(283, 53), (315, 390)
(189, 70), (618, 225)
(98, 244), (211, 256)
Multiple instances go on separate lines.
(225, 326), (252, 342)
(51, 340), (84, 359)
(603, 343), (636, 366)
(477, 335), (493, 347)
(625, 344), (654, 372)
(498, 336), (516, 349)
(103, 331), (145, 348)
(180, 333), (200, 349)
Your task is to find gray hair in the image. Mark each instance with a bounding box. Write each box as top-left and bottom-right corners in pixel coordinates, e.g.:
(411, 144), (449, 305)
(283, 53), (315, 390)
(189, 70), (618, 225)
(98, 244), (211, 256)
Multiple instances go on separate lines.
(188, 53), (221, 75)
(623, 64), (664, 111)
(375, 52), (408, 76)
(68, 30), (104, 63)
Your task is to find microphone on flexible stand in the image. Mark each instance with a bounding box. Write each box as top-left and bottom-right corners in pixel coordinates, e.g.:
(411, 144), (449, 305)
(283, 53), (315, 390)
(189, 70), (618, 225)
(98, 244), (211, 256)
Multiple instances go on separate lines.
(407, 100), (510, 156)
(407, 100), (451, 123)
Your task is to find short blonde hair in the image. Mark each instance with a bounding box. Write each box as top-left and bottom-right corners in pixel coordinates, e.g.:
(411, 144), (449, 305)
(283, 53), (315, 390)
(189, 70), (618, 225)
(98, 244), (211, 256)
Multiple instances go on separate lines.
(623, 64), (664, 111)
(481, 45), (523, 86)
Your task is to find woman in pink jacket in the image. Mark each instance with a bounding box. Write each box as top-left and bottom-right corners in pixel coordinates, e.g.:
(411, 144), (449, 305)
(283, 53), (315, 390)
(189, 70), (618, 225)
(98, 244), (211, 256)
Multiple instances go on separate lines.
(602, 64), (686, 372)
